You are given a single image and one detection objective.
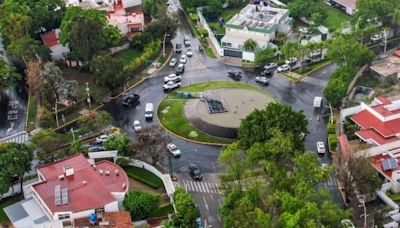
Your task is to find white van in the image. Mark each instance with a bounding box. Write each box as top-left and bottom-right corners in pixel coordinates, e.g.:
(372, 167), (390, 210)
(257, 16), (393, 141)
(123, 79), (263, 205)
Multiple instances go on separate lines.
(313, 96), (322, 108)
(145, 103), (154, 120)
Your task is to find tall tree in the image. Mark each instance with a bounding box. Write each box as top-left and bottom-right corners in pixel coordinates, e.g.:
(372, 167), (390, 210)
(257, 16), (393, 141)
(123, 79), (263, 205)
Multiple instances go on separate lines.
(173, 188), (200, 227)
(103, 133), (132, 156)
(7, 36), (40, 63)
(255, 48), (275, 65)
(30, 129), (64, 161)
(90, 54), (126, 92)
(79, 111), (113, 133)
(243, 39), (258, 52)
(0, 59), (21, 91)
(280, 41), (300, 60)
(0, 13), (32, 42)
(123, 190), (161, 220)
(142, 0), (166, 17)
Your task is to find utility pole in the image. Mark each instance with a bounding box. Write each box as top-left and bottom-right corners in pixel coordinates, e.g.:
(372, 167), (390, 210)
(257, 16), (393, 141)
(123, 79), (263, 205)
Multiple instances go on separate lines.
(86, 82), (91, 110)
(54, 100), (59, 127)
(383, 28), (388, 55)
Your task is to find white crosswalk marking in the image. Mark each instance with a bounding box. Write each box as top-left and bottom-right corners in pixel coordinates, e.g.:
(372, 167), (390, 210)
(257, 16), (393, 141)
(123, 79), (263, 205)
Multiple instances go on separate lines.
(183, 180), (221, 194)
(300, 76), (328, 87)
(0, 131), (29, 144)
(319, 176), (338, 189)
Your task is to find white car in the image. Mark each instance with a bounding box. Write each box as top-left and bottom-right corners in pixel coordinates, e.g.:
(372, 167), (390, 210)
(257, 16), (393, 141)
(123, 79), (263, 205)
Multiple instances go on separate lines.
(180, 55), (187, 64)
(264, 62), (278, 71)
(167, 143), (181, 157)
(285, 57), (297, 66)
(133, 120), (142, 132)
(169, 58), (177, 67)
(309, 49), (321, 58)
(163, 81), (181, 91)
(96, 134), (109, 144)
(164, 73), (182, 83)
(371, 34), (382, 42)
(186, 48), (193, 57)
(255, 76), (269, 85)
(317, 141), (326, 154)
(277, 64), (290, 72)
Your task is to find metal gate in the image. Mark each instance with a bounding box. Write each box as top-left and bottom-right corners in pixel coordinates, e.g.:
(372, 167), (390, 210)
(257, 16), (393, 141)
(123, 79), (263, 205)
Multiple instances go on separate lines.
(223, 49), (242, 58)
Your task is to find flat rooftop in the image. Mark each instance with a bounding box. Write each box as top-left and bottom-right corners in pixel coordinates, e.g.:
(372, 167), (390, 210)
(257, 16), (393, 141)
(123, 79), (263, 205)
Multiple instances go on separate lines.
(226, 4), (288, 31)
(371, 55), (400, 77)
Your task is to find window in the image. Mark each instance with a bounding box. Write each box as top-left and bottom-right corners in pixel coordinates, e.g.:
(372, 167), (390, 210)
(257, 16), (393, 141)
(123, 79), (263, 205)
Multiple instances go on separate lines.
(58, 214), (70, 220)
(95, 207), (105, 213)
(222, 42), (232, 47)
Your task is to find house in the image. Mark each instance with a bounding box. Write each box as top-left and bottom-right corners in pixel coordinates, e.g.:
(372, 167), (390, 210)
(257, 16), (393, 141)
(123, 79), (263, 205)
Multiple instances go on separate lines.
(351, 96), (400, 146)
(107, 0), (144, 35)
(326, 0), (357, 15)
(4, 153), (129, 227)
(41, 29), (70, 60)
(370, 52), (400, 83)
(221, 3), (292, 60)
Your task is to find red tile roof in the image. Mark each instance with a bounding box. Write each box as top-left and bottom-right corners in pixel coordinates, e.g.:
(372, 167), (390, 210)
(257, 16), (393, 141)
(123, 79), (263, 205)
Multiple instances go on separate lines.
(356, 129), (399, 145)
(41, 30), (60, 48)
(372, 154), (400, 181)
(394, 50), (400, 58)
(376, 96), (392, 105)
(33, 154), (128, 214)
(352, 109), (400, 138)
(332, 0), (356, 9)
(74, 211), (133, 228)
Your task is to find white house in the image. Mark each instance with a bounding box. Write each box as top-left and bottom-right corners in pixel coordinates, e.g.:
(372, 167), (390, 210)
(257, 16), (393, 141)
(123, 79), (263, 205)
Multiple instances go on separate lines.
(41, 29), (70, 60)
(326, 0), (357, 15)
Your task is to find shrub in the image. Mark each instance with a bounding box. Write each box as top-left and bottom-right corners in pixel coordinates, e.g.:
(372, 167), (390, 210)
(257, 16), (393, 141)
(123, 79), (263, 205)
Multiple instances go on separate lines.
(327, 122), (336, 134)
(328, 134), (338, 151)
(116, 157), (131, 167)
(172, 188), (199, 227)
(123, 191), (161, 220)
(38, 107), (56, 128)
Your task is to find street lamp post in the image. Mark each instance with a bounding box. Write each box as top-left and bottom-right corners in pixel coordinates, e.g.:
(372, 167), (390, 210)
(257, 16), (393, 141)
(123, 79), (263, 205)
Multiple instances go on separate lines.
(86, 82), (91, 110)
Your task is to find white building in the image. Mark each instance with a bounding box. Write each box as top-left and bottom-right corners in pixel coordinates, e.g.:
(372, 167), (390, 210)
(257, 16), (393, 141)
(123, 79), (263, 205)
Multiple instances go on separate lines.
(221, 4), (292, 59)
(41, 29), (70, 60)
(326, 0), (356, 15)
(4, 153), (129, 227)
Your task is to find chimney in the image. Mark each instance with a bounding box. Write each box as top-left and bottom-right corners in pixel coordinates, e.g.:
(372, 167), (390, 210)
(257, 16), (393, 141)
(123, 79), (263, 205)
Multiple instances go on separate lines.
(64, 165), (74, 177)
(122, 183), (126, 190)
(93, 164), (97, 170)
(105, 170), (110, 176)
(115, 170), (119, 176)
(58, 174), (65, 180)
(99, 170), (104, 175)
(82, 180), (87, 185)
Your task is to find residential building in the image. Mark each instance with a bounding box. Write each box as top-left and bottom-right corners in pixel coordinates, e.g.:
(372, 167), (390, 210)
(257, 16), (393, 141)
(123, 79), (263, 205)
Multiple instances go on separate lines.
(350, 96), (400, 146)
(326, 0), (357, 15)
(221, 3), (292, 59)
(4, 153), (129, 227)
(41, 29), (70, 60)
(370, 51), (400, 83)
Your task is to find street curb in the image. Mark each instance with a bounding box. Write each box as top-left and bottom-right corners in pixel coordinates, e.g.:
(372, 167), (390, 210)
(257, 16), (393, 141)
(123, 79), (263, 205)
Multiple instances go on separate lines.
(280, 72), (301, 83)
(24, 87), (31, 131)
(280, 61), (333, 83)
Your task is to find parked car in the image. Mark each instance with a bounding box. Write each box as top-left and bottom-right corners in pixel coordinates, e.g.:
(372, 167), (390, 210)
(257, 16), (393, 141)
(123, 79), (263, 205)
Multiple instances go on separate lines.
(371, 34), (382, 42)
(164, 73), (182, 83)
(285, 57), (297, 67)
(169, 58), (177, 67)
(255, 76), (269, 85)
(167, 143), (181, 158)
(264, 62), (278, 71)
(186, 48), (193, 57)
(301, 57), (312, 65)
(163, 81), (181, 92)
(96, 134), (109, 144)
(261, 69), (273, 77)
(228, 70), (242, 81)
(89, 146), (105, 152)
(277, 64), (290, 72)
(121, 94), (140, 107)
(133, 120), (142, 132)
(145, 103), (154, 120)
(309, 49), (321, 59)
(175, 43), (182, 53)
(180, 55), (187, 64)
(316, 141), (326, 154)
(189, 164), (203, 180)
(176, 63), (185, 75)
(184, 35), (191, 46)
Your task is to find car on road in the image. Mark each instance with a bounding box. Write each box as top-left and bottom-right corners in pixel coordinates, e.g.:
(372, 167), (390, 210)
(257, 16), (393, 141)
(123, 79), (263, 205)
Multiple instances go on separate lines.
(121, 94), (140, 107)
(175, 43), (182, 53)
(167, 143), (181, 158)
(317, 141), (326, 154)
(228, 70), (241, 81)
(261, 69), (273, 77)
(163, 81), (181, 92)
(189, 164), (203, 181)
(277, 64), (290, 72)
(264, 62), (277, 71)
(371, 34), (382, 42)
(180, 55), (187, 64)
(255, 76), (269, 85)
(186, 48), (193, 57)
(184, 35), (191, 46)
(169, 58), (177, 67)
(285, 57), (297, 67)
(164, 73), (182, 83)
(133, 120), (142, 132)
(145, 103), (154, 120)
(176, 63), (185, 75)
(89, 146), (105, 152)
(96, 134), (109, 144)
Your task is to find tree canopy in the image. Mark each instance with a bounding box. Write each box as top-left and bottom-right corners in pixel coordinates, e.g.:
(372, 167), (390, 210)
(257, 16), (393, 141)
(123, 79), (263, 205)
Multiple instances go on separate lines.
(255, 48), (276, 65)
(30, 128), (64, 161)
(90, 54), (126, 92)
(103, 133), (132, 156)
(243, 39), (258, 52)
(123, 190), (161, 220)
(0, 59), (21, 91)
(172, 188), (200, 227)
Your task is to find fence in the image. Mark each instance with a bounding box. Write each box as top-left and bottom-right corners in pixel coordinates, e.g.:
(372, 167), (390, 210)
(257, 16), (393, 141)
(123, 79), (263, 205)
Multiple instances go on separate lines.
(110, 43), (130, 54)
(196, 8), (224, 57)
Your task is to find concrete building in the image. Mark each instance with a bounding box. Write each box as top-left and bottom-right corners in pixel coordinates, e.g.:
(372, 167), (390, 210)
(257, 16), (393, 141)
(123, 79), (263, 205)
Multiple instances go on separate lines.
(221, 3), (292, 59)
(326, 0), (357, 15)
(41, 29), (70, 60)
(370, 51), (400, 83)
(4, 153), (129, 227)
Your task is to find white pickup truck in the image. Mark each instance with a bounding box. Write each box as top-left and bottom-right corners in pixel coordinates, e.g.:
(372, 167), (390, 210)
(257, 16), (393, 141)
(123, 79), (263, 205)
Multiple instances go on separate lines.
(163, 81), (181, 92)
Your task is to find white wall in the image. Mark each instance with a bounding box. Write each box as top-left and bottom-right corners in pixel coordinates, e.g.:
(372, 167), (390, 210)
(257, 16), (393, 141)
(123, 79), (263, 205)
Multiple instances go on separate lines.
(50, 44), (70, 60)
(197, 8), (224, 56)
(112, 192), (126, 210)
(242, 51), (255, 62)
(104, 200), (119, 212)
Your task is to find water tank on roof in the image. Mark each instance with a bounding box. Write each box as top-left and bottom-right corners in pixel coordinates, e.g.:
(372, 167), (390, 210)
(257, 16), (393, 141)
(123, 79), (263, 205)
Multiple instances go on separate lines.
(89, 213), (97, 225)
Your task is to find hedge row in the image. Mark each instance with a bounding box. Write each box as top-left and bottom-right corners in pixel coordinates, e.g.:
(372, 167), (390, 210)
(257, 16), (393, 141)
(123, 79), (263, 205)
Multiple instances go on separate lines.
(126, 40), (161, 73)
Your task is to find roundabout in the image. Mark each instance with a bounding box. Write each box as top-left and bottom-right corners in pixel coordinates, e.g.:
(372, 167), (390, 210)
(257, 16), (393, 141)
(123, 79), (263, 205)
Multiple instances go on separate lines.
(157, 81), (276, 144)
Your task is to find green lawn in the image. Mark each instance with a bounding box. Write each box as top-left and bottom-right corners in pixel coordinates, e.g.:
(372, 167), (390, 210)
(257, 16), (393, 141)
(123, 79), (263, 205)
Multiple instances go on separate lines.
(320, 2), (350, 32)
(158, 82), (275, 144)
(27, 93), (37, 132)
(293, 59), (332, 75)
(150, 203), (174, 218)
(204, 5), (245, 35)
(205, 47), (217, 59)
(114, 48), (141, 65)
(124, 166), (164, 189)
(0, 195), (22, 224)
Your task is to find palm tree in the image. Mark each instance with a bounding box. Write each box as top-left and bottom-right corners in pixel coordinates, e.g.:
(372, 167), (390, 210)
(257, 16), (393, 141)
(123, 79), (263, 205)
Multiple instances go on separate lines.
(392, 9), (400, 35)
(243, 39), (258, 52)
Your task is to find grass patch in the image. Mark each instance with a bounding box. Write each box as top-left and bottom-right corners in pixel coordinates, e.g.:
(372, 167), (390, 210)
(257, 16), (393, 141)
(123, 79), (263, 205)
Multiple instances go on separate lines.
(124, 166), (164, 189)
(114, 48), (141, 65)
(320, 2), (350, 32)
(205, 47), (217, 59)
(158, 82), (274, 144)
(150, 203), (174, 218)
(0, 195), (22, 224)
(355, 72), (381, 88)
(27, 93), (37, 132)
(281, 72), (303, 82)
(293, 59), (332, 75)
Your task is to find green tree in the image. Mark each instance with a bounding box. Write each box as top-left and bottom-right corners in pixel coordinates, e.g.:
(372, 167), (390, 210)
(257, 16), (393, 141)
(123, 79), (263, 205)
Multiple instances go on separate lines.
(123, 190), (161, 220)
(0, 13), (32, 42)
(0, 143), (33, 196)
(288, 0), (318, 19)
(103, 133), (132, 156)
(204, 0), (223, 18)
(0, 59), (21, 91)
(280, 41), (300, 60)
(7, 36), (40, 63)
(142, 0), (166, 17)
(69, 140), (82, 155)
(90, 54), (126, 92)
(323, 66), (357, 107)
(243, 39), (258, 52)
(30, 129), (64, 161)
(79, 111), (113, 133)
(255, 48), (275, 65)
(173, 188), (200, 227)
(40, 62), (68, 101)
(238, 103), (309, 150)
(354, 0), (393, 28)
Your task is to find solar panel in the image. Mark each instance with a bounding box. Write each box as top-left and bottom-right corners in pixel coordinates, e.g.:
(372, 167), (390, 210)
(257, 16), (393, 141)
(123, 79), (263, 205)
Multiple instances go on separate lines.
(61, 188), (69, 205)
(55, 185), (61, 206)
(382, 158), (398, 171)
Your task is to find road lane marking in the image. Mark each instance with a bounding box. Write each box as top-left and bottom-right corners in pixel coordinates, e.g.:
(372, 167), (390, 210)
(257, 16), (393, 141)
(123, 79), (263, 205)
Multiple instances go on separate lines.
(203, 182), (210, 193)
(203, 196), (209, 211)
(184, 181), (188, 192)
